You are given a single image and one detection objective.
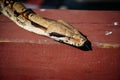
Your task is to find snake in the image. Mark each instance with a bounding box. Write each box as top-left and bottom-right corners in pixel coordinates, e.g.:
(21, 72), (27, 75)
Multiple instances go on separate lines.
(0, 0), (92, 50)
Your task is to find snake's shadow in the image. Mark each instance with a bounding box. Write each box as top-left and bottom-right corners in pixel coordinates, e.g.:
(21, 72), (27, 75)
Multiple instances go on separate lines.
(59, 31), (92, 51)
(77, 31), (92, 51)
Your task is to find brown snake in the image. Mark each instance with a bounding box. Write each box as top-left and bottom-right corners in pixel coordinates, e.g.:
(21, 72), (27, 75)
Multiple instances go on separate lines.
(0, 0), (92, 50)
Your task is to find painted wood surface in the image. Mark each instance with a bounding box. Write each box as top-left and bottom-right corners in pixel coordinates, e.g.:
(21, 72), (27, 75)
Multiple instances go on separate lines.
(0, 9), (120, 80)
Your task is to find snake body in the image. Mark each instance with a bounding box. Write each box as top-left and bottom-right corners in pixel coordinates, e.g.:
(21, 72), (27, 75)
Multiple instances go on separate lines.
(0, 0), (91, 50)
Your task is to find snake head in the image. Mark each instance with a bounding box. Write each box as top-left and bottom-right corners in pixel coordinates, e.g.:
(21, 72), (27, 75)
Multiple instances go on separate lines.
(47, 20), (92, 51)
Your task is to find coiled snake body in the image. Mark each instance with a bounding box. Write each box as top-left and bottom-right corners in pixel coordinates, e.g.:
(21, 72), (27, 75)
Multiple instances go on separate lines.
(0, 0), (92, 50)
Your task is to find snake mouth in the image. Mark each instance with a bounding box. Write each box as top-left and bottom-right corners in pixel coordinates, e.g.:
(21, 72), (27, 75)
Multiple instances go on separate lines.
(63, 40), (92, 51)
(49, 32), (92, 51)
(58, 39), (92, 51)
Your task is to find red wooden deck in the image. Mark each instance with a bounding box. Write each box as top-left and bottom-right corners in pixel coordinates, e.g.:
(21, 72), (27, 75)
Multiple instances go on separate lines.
(0, 9), (120, 80)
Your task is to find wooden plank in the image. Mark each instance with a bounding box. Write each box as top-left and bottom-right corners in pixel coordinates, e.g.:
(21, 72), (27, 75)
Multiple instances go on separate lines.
(0, 10), (120, 80)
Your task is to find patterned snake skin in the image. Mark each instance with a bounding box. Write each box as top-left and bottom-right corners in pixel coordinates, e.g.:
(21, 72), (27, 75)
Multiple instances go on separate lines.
(0, 0), (92, 50)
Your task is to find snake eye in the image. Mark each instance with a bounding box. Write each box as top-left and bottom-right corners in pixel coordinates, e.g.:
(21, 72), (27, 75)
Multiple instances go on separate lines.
(67, 36), (71, 40)
(49, 32), (66, 37)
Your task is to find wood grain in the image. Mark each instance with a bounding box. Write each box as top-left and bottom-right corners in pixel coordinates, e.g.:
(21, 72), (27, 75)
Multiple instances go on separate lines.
(0, 9), (120, 80)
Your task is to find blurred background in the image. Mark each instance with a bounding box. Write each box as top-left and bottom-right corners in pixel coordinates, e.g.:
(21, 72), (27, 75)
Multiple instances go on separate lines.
(21, 0), (120, 10)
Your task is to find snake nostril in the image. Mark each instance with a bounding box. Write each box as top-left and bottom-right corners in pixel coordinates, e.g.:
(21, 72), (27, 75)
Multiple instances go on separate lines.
(66, 40), (68, 42)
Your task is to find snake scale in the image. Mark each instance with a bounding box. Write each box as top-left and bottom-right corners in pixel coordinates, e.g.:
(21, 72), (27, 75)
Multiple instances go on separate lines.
(0, 0), (92, 50)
